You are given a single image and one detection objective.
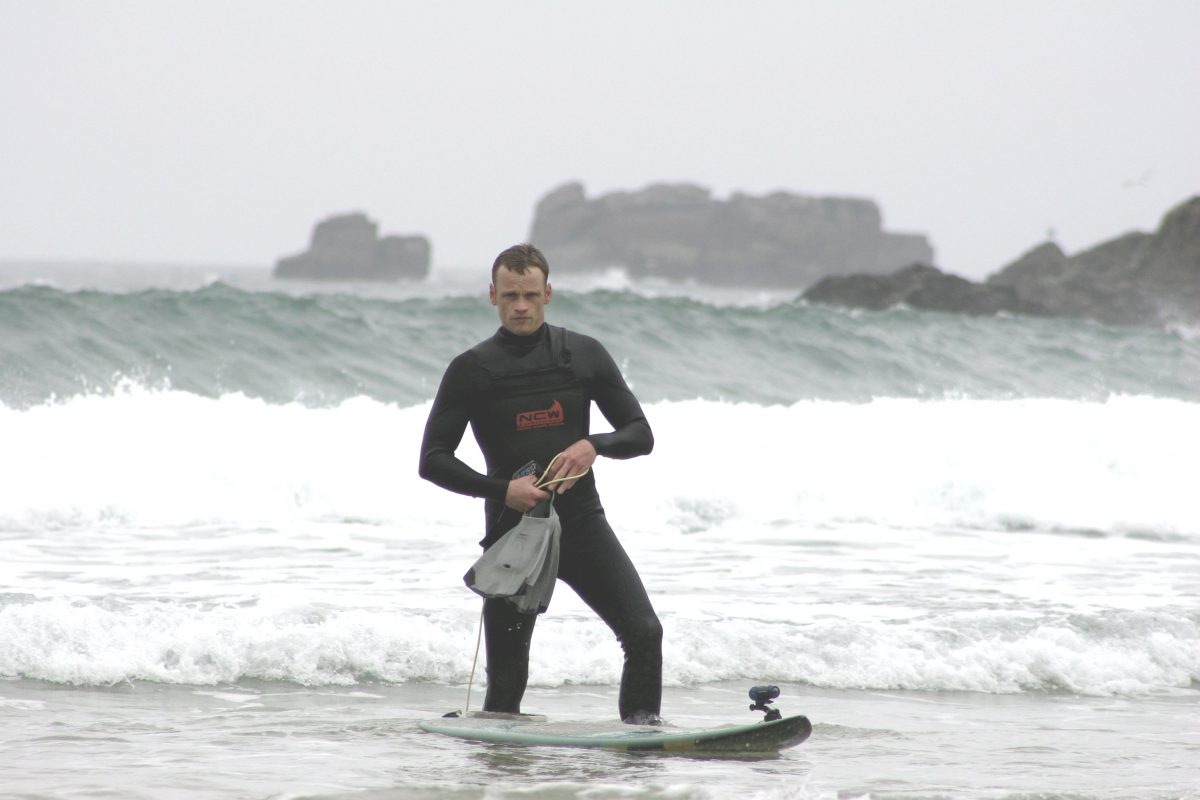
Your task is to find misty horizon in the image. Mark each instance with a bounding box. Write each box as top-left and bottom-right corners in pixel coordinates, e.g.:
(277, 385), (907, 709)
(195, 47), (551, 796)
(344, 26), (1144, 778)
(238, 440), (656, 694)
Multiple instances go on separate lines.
(1, 1), (1197, 280)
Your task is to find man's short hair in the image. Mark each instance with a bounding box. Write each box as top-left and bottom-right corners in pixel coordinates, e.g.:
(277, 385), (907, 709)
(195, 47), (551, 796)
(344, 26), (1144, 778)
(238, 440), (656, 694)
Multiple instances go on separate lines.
(492, 243), (550, 284)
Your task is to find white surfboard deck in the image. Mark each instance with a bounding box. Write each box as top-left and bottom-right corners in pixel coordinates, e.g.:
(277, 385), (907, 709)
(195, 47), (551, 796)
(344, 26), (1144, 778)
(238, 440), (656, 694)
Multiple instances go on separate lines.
(419, 711), (812, 754)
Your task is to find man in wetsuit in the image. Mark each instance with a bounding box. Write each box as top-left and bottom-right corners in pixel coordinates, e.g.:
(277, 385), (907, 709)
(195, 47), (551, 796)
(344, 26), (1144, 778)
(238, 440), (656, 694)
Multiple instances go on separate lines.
(418, 243), (662, 724)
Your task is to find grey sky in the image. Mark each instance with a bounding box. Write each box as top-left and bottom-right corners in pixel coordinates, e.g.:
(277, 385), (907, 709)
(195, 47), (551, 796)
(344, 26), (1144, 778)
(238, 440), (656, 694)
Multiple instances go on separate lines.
(2, 0), (1197, 279)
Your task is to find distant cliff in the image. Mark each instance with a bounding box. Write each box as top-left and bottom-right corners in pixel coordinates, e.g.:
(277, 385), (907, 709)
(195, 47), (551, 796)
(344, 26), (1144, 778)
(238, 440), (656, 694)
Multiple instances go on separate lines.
(274, 213), (430, 281)
(801, 196), (1200, 328)
(529, 182), (933, 288)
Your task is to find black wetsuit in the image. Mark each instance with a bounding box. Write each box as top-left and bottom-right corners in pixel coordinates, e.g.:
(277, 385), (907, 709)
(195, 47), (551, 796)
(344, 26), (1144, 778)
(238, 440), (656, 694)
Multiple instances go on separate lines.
(419, 323), (662, 720)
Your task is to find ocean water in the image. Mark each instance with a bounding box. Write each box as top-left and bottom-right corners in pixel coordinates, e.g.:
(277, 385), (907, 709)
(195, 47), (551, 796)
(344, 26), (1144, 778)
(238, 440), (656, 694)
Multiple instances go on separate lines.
(2, 261), (1198, 799)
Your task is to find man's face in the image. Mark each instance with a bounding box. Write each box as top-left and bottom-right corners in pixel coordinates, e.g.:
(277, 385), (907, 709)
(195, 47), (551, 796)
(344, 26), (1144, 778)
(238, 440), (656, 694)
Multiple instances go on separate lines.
(490, 265), (551, 335)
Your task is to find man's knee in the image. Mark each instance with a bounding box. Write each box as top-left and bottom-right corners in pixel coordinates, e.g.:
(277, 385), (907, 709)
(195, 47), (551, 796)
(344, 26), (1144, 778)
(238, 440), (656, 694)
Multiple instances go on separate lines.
(619, 612), (663, 652)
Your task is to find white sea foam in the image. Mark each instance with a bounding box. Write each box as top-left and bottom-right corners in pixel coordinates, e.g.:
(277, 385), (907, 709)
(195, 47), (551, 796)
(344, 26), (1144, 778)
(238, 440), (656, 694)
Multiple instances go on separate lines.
(1, 595), (1195, 694)
(2, 388), (1198, 537)
(3, 388), (1198, 695)
(0, 388), (451, 531)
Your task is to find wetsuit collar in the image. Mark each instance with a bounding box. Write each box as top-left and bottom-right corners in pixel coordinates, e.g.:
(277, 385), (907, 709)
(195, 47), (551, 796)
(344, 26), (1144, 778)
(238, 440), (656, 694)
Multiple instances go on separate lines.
(495, 323), (549, 352)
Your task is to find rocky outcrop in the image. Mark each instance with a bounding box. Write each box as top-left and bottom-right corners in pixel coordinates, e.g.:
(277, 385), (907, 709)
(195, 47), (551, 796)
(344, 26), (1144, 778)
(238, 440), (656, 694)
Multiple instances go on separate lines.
(803, 263), (1046, 316)
(529, 182), (933, 288)
(984, 233), (1155, 325)
(986, 196), (1199, 326)
(802, 196), (1200, 328)
(274, 213), (430, 281)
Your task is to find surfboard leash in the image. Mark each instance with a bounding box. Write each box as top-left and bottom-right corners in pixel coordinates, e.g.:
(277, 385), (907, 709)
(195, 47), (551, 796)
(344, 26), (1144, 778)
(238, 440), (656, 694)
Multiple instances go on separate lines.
(463, 603), (485, 716)
(460, 451), (587, 717)
(533, 452), (590, 490)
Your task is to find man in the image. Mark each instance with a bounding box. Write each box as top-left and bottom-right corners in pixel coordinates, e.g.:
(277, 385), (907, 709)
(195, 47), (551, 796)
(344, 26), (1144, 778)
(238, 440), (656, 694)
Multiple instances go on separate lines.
(418, 243), (662, 724)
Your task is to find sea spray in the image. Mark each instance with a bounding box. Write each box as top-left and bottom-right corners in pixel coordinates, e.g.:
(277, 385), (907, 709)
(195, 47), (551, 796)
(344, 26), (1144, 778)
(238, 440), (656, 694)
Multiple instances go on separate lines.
(2, 389), (1197, 695)
(3, 593), (1196, 695)
(3, 389), (1197, 538)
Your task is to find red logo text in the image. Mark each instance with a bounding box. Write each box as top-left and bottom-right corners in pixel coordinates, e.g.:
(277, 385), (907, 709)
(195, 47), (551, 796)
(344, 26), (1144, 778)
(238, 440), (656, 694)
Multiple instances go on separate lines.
(516, 399), (565, 430)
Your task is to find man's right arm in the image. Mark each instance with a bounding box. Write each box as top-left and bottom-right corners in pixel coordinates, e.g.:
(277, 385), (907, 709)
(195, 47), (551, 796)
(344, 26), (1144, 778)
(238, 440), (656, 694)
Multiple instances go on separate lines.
(417, 354), (508, 500)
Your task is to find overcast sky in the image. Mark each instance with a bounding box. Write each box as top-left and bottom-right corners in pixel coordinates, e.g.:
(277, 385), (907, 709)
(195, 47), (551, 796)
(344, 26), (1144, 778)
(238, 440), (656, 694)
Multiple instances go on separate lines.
(2, 0), (1197, 279)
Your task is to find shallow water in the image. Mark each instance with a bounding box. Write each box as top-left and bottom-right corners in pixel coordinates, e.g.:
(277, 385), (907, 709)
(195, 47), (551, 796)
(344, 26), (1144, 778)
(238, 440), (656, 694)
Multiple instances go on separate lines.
(3, 680), (1197, 799)
(3, 262), (1199, 798)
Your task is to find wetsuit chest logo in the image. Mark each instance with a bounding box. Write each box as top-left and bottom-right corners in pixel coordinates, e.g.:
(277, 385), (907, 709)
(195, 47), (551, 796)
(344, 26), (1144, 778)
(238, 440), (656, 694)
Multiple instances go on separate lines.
(516, 399), (565, 431)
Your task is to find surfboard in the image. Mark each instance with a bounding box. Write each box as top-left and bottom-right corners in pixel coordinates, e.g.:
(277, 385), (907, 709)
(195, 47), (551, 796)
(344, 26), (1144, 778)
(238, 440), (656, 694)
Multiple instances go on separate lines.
(418, 711), (812, 754)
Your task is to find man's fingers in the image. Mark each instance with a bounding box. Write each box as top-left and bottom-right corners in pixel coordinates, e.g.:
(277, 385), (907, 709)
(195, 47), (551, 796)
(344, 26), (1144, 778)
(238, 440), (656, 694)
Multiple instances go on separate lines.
(529, 482), (551, 508)
(527, 481), (549, 508)
(552, 458), (583, 493)
(507, 475), (552, 511)
(541, 459), (565, 486)
(540, 442), (595, 495)
(545, 463), (573, 490)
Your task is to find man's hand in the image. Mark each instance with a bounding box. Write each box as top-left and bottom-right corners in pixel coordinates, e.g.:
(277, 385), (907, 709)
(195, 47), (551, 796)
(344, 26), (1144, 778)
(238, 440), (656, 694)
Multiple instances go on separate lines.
(505, 475), (551, 512)
(544, 439), (597, 495)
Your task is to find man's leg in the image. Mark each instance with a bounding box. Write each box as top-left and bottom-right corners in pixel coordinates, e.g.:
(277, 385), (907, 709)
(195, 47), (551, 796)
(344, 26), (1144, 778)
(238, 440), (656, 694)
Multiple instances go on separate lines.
(558, 513), (663, 722)
(481, 597), (536, 713)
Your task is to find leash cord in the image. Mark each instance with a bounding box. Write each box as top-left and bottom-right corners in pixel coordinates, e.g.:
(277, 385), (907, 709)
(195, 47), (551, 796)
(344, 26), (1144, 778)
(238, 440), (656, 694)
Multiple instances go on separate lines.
(463, 603), (484, 716)
(534, 452), (589, 489)
(462, 450), (587, 716)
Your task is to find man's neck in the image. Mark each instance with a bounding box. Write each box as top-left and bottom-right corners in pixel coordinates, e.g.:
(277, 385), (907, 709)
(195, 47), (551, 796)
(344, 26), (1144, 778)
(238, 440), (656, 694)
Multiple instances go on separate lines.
(497, 323), (548, 343)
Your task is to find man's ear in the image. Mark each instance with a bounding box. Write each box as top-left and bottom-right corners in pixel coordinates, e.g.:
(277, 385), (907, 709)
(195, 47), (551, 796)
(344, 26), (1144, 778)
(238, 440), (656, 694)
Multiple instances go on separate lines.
(545, 282), (552, 304)
(489, 283), (497, 306)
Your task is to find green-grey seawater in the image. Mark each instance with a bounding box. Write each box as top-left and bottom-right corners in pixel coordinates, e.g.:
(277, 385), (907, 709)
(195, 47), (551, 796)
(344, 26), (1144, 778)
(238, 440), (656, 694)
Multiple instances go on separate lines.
(3, 282), (1198, 408)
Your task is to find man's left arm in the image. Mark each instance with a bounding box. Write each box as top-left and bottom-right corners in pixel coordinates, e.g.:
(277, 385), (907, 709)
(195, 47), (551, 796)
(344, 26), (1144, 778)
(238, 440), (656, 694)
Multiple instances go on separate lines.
(584, 339), (654, 459)
(545, 336), (653, 492)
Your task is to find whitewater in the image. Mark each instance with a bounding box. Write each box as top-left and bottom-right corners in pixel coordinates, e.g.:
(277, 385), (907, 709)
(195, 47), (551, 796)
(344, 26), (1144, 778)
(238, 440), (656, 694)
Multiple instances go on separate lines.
(2, 262), (1198, 799)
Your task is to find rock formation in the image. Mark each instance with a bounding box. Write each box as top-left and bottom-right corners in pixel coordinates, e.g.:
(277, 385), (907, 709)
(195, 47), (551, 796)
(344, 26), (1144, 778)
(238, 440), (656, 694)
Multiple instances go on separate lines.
(802, 196), (1200, 328)
(987, 196), (1199, 326)
(529, 182), (933, 288)
(274, 213), (430, 281)
(803, 263), (1046, 317)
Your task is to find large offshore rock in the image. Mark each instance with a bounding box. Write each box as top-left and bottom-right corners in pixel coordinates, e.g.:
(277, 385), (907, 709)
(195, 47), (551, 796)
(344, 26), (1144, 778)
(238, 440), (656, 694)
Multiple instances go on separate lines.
(803, 263), (1046, 316)
(275, 213), (430, 281)
(987, 196), (1199, 326)
(529, 181), (933, 288)
(987, 233), (1154, 325)
(800, 195), (1200, 328)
